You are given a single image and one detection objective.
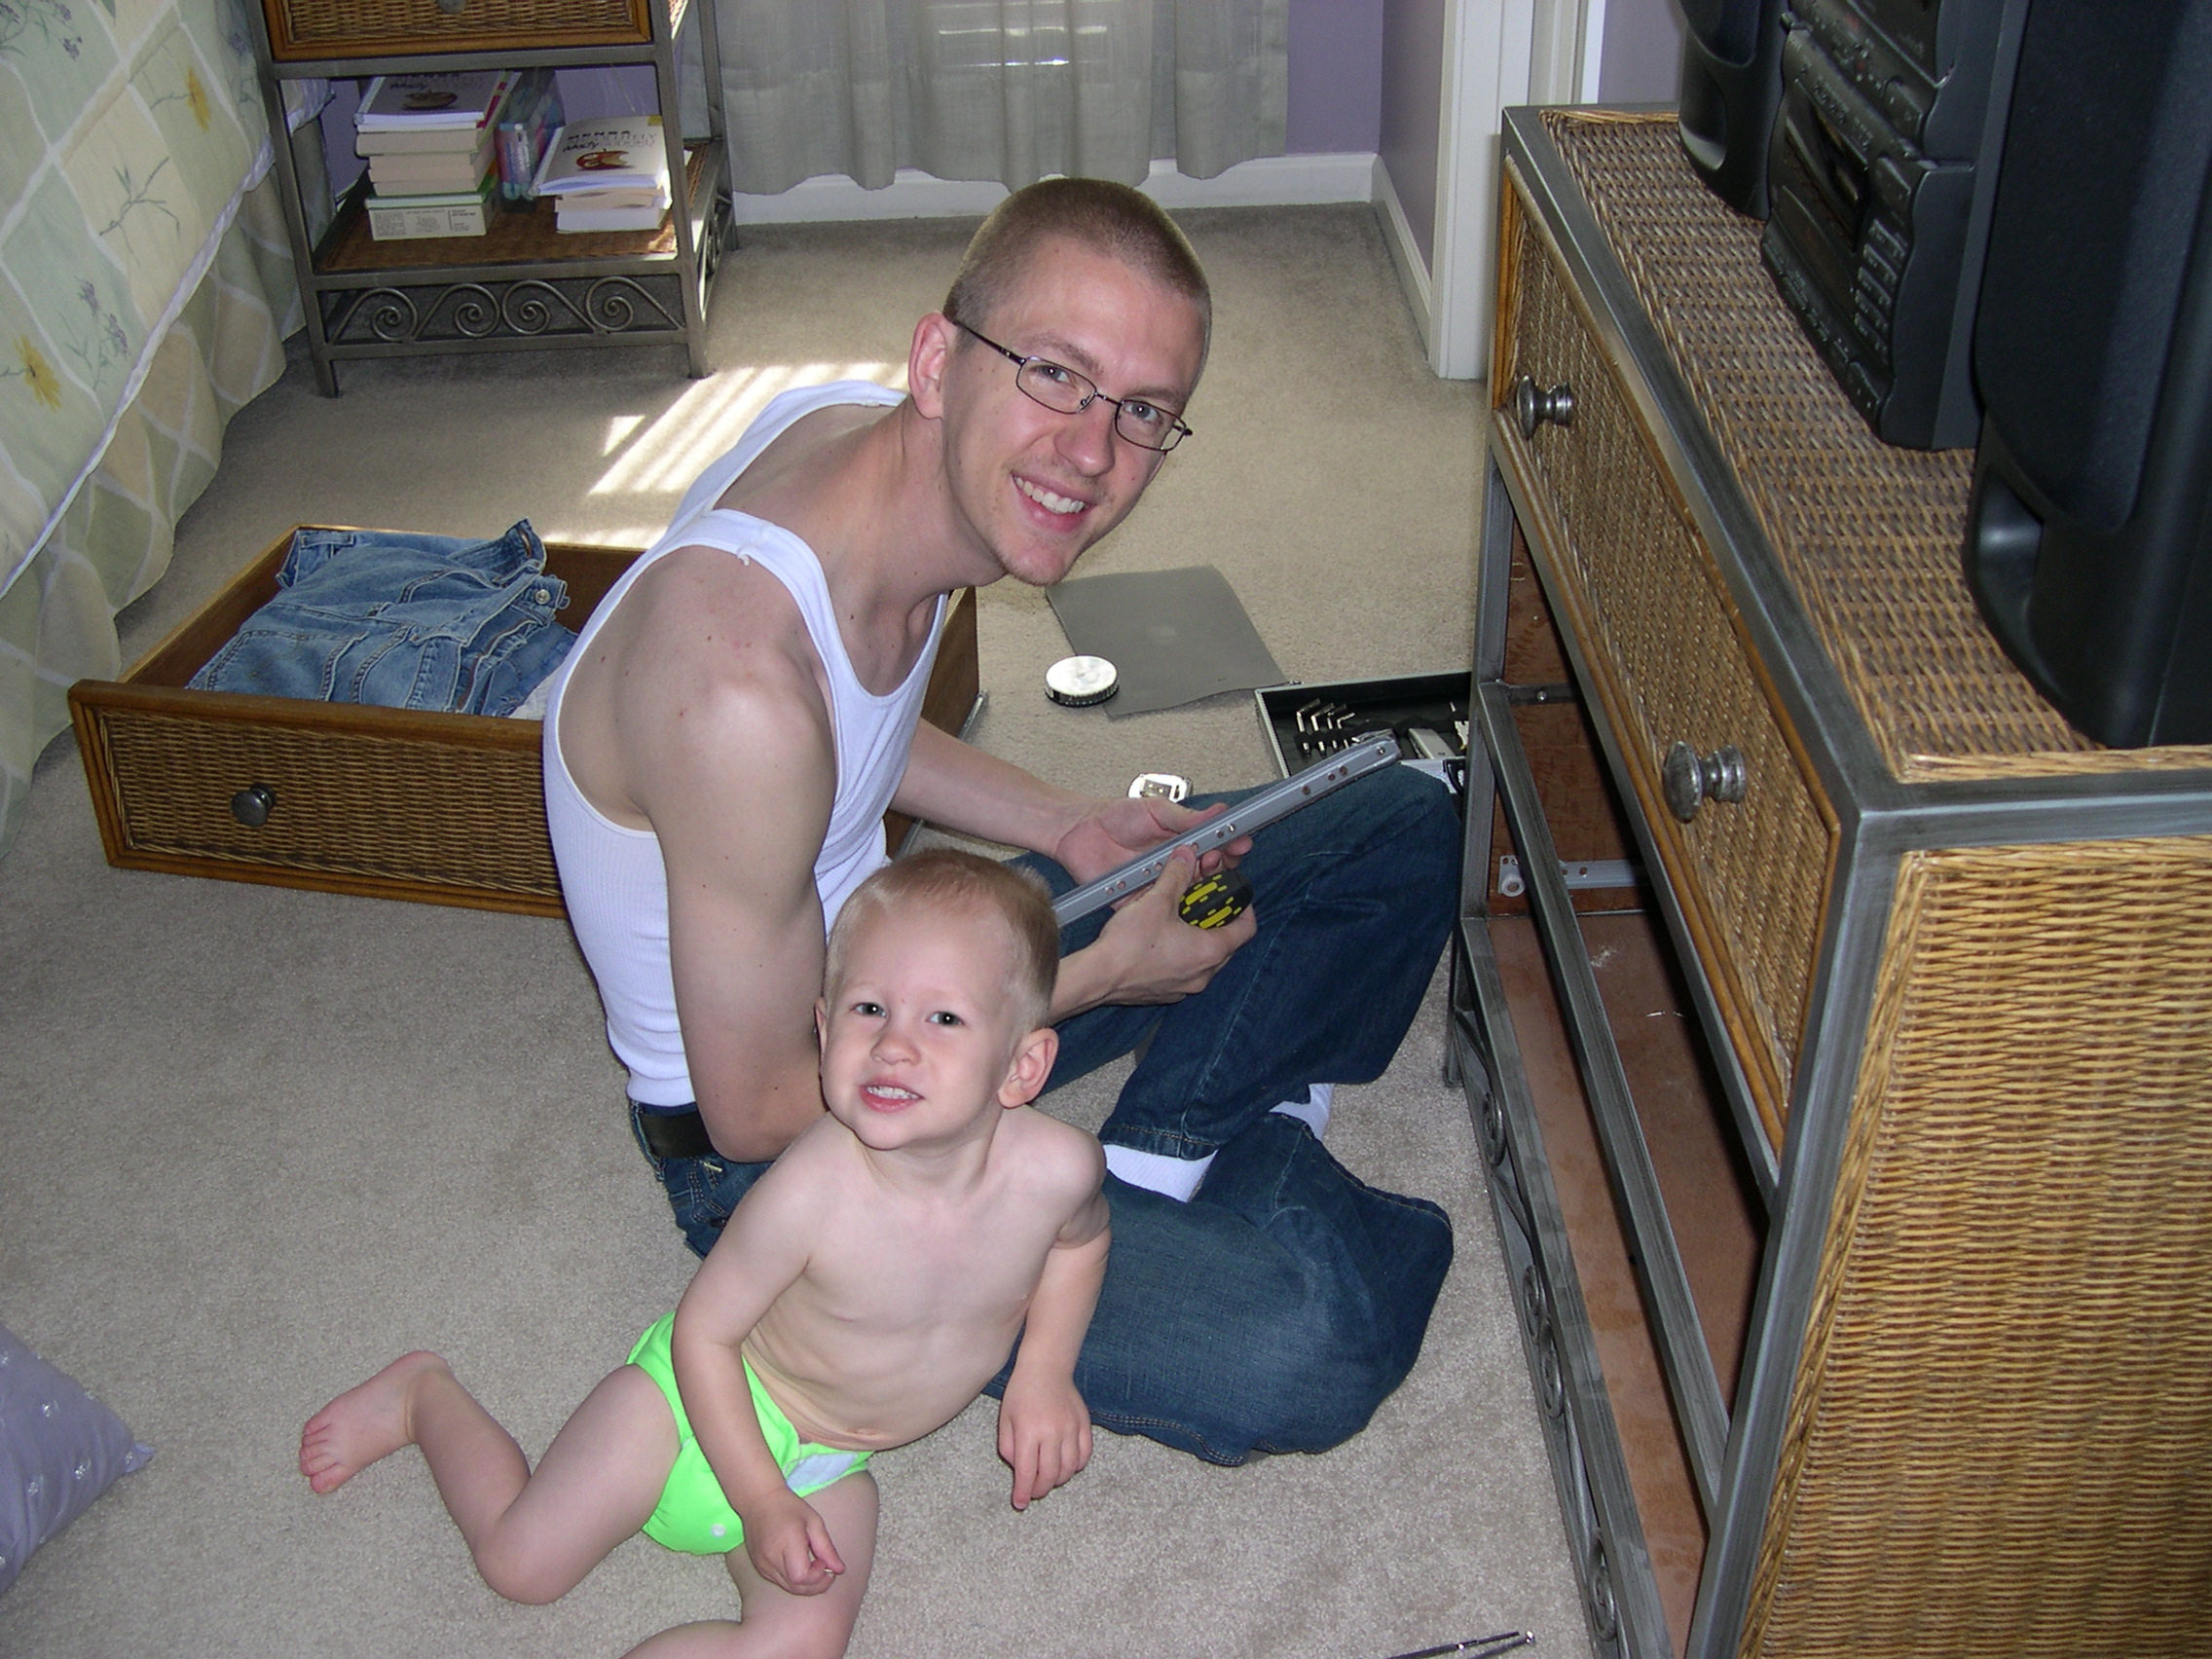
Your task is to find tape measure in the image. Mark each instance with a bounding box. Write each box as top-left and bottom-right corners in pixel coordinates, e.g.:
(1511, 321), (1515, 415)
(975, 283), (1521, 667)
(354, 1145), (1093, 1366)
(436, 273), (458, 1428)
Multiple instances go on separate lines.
(1045, 655), (1119, 707)
(1177, 866), (1253, 929)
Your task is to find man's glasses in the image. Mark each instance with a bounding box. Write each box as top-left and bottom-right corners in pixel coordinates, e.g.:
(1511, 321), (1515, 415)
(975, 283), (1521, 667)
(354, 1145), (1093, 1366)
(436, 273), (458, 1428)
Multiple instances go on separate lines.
(953, 322), (1194, 453)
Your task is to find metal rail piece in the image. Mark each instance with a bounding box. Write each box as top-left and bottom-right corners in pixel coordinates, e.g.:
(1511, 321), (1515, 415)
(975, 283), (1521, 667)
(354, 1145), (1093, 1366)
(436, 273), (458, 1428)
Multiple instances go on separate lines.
(1456, 927), (1674, 1659)
(1051, 730), (1401, 925)
(1478, 681), (1731, 1517)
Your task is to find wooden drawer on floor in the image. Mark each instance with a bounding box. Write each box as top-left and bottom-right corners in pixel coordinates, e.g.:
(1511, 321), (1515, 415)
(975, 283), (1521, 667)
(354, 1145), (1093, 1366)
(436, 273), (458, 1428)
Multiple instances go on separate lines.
(69, 526), (978, 915)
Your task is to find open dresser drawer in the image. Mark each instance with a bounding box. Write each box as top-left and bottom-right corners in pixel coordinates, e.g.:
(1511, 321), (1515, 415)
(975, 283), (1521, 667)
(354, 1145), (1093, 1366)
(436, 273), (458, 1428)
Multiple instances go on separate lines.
(70, 526), (978, 916)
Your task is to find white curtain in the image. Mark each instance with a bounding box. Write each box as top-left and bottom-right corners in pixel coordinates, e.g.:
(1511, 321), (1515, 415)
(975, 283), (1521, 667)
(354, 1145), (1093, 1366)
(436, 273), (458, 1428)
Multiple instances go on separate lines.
(715, 0), (1289, 195)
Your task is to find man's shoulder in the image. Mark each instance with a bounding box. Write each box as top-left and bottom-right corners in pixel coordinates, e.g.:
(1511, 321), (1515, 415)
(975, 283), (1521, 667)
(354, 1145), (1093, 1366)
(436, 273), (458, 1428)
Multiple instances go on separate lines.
(621, 539), (803, 639)
(611, 549), (823, 711)
(585, 547), (836, 839)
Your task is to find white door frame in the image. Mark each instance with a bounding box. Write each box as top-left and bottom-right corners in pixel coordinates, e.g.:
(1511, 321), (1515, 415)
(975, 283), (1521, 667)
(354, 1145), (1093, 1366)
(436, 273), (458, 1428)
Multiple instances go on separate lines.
(1421, 0), (1594, 380)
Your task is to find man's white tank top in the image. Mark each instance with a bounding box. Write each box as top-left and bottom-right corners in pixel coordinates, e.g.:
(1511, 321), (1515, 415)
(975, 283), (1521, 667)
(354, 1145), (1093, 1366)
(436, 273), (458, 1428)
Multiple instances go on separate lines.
(542, 381), (940, 1107)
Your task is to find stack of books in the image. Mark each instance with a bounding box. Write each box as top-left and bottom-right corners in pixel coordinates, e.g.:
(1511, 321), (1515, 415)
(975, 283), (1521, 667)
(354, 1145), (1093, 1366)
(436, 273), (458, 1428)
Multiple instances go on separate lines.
(533, 115), (674, 233)
(356, 70), (517, 240)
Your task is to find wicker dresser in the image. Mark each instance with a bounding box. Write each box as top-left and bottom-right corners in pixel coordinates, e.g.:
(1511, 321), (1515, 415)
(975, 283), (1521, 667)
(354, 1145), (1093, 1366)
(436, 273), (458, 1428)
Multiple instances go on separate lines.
(1456, 108), (2212, 1659)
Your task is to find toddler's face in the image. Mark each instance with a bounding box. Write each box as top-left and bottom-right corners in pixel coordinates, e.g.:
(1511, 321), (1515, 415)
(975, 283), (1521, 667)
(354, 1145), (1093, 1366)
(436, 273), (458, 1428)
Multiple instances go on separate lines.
(817, 903), (1034, 1154)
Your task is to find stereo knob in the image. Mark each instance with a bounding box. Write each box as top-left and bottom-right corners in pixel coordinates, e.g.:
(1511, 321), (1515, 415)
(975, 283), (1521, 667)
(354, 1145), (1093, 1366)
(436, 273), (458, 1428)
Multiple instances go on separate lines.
(1511, 374), (1576, 438)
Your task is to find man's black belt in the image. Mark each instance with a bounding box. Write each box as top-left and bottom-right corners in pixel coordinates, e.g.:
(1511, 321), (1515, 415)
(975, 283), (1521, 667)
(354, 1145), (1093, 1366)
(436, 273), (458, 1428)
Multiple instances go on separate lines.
(636, 1104), (719, 1161)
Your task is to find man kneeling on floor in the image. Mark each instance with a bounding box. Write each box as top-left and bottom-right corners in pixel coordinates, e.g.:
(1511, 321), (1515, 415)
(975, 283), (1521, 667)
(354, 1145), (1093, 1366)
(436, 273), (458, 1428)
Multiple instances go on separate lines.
(542, 175), (1459, 1466)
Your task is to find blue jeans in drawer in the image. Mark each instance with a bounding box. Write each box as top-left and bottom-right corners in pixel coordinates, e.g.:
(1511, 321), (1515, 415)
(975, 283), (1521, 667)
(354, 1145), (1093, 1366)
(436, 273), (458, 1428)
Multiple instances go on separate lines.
(187, 521), (575, 718)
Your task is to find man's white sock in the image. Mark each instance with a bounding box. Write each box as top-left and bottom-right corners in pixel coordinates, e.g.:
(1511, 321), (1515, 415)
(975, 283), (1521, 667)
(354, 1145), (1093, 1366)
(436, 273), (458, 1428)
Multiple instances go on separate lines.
(1103, 1143), (1216, 1202)
(1103, 1088), (1334, 1200)
(1270, 1083), (1334, 1138)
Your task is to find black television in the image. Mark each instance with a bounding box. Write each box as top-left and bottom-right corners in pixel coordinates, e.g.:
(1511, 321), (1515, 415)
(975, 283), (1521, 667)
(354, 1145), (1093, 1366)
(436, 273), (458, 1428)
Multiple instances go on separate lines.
(1676, 0), (1788, 216)
(1963, 0), (2212, 747)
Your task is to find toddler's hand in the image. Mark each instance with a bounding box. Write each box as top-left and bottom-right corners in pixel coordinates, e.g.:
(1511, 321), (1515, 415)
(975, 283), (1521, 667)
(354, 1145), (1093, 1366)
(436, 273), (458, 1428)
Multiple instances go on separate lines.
(741, 1491), (845, 1594)
(999, 1372), (1093, 1510)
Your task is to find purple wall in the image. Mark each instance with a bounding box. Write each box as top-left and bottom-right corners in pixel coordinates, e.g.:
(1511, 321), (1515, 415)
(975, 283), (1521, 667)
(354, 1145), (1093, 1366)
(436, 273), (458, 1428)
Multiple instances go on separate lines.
(1286, 0), (1384, 153)
(1598, 0), (1685, 102)
(1378, 0), (1446, 269)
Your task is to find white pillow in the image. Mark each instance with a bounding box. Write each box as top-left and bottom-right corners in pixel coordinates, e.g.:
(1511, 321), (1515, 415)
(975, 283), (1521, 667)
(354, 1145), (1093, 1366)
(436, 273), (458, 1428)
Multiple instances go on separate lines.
(0, 1326), (153, 1594)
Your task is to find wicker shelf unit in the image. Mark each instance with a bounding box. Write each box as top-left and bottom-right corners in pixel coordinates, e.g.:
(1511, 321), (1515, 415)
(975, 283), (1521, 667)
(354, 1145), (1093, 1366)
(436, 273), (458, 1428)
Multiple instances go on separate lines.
(246, 0), (728, 393)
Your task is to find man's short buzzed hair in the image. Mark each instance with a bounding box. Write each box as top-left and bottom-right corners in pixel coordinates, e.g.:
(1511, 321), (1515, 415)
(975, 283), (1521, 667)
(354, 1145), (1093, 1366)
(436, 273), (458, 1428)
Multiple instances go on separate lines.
(943, 177), (1212, 372)
(825, 850), (1061, 1036)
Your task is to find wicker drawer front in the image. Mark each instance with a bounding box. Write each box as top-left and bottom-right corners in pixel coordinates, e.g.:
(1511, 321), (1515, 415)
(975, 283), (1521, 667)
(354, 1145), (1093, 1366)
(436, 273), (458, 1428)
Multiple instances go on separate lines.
(76, 696), (564, 912)
(261, 0), (652, 60)
(1506, 201), (1834, 1144)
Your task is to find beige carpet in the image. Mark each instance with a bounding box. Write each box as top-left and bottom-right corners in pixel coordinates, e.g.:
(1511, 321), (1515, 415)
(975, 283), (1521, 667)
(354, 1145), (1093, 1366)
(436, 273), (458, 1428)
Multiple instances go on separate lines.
(0, 205), (1595, 1659)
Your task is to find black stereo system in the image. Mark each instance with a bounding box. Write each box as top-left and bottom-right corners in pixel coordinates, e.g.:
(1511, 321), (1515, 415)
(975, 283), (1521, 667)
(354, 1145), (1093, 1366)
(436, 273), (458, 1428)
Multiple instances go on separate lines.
(1671, 0), (2212, 747)
(1761, 0), (2025, 448)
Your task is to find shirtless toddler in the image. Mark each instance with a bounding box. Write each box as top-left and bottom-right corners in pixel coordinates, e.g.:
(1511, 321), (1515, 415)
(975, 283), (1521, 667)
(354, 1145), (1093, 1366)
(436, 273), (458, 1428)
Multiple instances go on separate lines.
(298, 850), (1111, 1658)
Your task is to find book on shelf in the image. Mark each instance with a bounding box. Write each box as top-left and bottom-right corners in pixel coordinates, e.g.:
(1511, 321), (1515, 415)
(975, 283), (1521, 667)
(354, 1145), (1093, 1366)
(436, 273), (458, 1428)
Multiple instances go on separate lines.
(554, 186), (672, 233)
(494, 69), (565, 202)
(555, 183), (665, 209)
(366, 174), (498, 240)
(367, 132), (496, 195)
(533, 115), (673, 197)
(356, 121), (505, 157)
(356, 71), (517, 136)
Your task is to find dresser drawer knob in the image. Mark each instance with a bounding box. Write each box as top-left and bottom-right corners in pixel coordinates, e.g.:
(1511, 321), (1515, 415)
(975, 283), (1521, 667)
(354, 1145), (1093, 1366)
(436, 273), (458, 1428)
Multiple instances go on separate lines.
(1662, 742), (1747, 823)
(436, 0), (469, 14)
(230, 784), (276, 828)
(1511, 373), (1577, 438)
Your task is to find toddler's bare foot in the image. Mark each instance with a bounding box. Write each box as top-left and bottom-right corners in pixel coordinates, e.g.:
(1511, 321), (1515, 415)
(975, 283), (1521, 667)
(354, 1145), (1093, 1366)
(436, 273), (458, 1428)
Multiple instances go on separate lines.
(300, 1351), (449, 1493)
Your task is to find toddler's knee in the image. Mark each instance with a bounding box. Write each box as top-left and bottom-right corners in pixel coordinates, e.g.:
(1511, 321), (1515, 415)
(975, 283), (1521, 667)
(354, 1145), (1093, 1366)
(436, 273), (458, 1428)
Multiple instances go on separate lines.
(474, 1540), (571, 1606)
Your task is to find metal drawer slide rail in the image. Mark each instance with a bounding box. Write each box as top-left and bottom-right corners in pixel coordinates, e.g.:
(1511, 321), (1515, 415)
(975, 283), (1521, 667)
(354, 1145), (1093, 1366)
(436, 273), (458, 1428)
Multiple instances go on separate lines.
(1479, 680), (1732, 1516)
(1455, 933), (1672, 1659)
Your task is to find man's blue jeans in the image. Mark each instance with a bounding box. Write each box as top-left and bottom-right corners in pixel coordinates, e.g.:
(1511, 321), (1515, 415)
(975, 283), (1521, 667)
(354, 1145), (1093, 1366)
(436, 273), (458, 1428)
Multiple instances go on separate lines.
(631, 762), (1459, 1464)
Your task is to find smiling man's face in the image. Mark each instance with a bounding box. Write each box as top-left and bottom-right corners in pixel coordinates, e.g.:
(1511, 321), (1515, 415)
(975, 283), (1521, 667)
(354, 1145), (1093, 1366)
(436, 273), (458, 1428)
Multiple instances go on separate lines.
(936, 236), (1206, 589)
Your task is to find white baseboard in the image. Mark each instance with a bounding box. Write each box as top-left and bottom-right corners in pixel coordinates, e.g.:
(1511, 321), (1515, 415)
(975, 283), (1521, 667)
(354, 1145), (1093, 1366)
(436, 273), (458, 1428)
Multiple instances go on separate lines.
(1373, 156), (1436, 358)
(728, 151), (1380, 224)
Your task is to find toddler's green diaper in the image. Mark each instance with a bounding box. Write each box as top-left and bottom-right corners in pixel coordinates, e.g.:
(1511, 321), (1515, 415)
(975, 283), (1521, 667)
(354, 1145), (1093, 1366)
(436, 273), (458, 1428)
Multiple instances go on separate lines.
(626, 1312), (869, 1555)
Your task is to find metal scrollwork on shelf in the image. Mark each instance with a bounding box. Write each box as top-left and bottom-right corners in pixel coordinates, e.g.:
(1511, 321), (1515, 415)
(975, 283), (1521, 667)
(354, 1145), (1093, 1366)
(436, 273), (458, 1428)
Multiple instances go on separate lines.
(500, 281), (568, 336)
(442, 284), (499, 339)
(586, 276), (680, 334)
(324, 275), (689, 349)
(351, 288), (421, 343)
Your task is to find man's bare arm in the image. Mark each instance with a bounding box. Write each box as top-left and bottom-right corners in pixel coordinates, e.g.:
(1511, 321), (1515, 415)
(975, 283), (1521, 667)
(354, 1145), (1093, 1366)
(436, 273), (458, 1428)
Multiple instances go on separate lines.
(893, 722), (1258, 1021)
(617, 558), (839, 1161)
(890, 719), (1099, 854)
